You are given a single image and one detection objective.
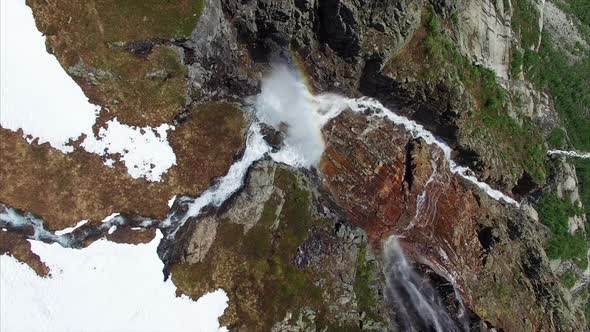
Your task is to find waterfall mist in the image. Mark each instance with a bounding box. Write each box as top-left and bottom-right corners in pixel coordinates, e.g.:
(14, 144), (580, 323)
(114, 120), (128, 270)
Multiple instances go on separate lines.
(255, 65), (325, 167)
(384, 236), (468, 332)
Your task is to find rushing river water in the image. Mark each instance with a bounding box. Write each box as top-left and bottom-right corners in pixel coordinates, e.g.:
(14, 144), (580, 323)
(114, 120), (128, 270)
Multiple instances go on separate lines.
(160, 65), (520, 240)
(2, 65), (521, 331)
(548, 149), (590, 159)
(384, 237), (469, 332)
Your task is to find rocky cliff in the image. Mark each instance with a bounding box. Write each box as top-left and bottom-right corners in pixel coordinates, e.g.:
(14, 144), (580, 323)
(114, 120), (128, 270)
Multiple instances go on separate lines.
(3, 0), (590, 330)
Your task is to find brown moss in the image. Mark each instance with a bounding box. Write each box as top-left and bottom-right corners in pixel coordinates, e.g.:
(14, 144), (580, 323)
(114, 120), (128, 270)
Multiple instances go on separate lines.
(26, 0), (203, 127)
(106, 227), (156, 245)
(170, 169), (328, 331)
(0, 231), (49, 276)
(0, 103), (245, 230)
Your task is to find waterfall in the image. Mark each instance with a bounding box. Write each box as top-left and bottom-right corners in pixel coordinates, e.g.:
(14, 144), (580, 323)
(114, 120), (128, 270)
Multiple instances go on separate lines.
(383, 236), (468, 332)
(158, 65), (521, 240)
(2, 65), (521, 248)
(314, 94), (519, 206)
(548, 149), (590, 159)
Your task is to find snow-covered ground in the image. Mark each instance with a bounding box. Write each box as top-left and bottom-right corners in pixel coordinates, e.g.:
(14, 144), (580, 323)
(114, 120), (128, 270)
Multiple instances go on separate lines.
(0, 0), (99, 152)
(0, 231), (228, 332)
(82, 119), (177, 181)
(0, 0), (177, 181)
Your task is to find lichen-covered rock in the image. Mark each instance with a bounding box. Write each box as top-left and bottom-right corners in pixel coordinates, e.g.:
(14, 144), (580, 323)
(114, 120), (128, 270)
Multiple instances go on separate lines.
(169, 161), (391, 331)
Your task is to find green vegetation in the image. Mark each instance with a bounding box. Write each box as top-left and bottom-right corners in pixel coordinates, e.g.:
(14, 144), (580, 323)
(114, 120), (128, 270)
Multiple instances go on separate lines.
(98, 47), (188, 125)
(557, 0), (590, 29)
(578, 160), (590, 221)
(511, 48), (524, 78)
(514, 0), (590, 221)
(171, 169), (355, 330)
(537, 193), (588, 268)
(29, 0), (204, 126)
(511, 0), (541, 49)
(560, 270), (577, 289)
(547, 128), (568, 149)
(423, 10), (546, 183)
(494, 279), (514, 306)
(523, 35), (590, 152)
(96, 0), (204, 41)
(353, 245), (381, 322)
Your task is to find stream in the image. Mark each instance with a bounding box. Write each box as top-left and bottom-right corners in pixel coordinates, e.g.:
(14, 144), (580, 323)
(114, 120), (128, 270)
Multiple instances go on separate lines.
(2, 65), (521, 331)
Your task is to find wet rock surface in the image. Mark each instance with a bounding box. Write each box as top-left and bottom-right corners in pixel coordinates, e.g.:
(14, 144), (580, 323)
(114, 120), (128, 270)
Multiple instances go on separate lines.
(320, 111), (584, 330)
(3, 0), (588, 331)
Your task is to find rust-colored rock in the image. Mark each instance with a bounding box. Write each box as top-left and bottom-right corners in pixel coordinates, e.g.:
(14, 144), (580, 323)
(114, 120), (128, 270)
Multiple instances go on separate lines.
(321, 111), (582, 331)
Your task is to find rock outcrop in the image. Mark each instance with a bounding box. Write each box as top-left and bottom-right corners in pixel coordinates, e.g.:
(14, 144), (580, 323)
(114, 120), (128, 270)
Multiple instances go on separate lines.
(5, 0), (588, 330)
(321, 111), (584, 330)
(168, 161), (392, 331)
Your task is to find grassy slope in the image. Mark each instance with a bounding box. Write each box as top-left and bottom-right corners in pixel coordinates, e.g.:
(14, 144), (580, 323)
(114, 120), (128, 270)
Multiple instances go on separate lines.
(512, 0), (590, 305)
(422, 11), (547, 184)
(28, 0), (204, 126)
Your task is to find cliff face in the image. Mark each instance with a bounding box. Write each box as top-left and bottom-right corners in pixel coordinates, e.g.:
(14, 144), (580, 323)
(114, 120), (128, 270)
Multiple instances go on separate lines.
(321, 111), (582, 330)
(3, 0), (589, 330)
(169, 161), (392, 331)
(169, 0), (587, 329)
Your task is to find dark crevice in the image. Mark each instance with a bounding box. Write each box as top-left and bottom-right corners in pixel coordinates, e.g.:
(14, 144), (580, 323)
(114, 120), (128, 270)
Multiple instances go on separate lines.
(511, 171), (537, 199)
(403, 139), (416, 191)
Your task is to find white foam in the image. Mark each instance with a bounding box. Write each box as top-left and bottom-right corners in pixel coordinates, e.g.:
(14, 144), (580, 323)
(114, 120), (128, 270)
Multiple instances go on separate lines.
(162, 123), (271, 235)
(548, 149), (590, 159)
(168, 67), (519, 237)
(255, 66), (325, 167)
(314, 95), (519, 206)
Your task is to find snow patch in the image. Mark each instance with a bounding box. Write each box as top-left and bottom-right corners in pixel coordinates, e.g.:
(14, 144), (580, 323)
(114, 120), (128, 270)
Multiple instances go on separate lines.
(0, 0), (99, 152)
(1, 0), (177, 182)
(54, 220), (89, 236)
(168, 195), (177, 208)
(0, 231), (228, 332)
(82, 119), (177, 181)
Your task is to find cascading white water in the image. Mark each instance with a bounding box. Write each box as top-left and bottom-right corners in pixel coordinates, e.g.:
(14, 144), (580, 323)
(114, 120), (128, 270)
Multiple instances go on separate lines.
(407, 153), (448, 231)
(383, 236), (468, 332)
(160, 65), (520, 238)
(314, 94), (519, 206)
(161, 123), (271, 237)
(4, 64), (520, 247)
(255, 66), (325, 167)
(548, 149), (590, 159)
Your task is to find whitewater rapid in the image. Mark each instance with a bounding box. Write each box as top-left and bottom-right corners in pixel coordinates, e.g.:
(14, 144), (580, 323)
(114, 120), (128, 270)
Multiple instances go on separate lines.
(4, 65), (520, 245)
(548, 149), (590, 159)
(315, 94), (519, 206)
(384, 236), (469, 332)
(1, 65), (518, 332)
(158, 66), (520, 237)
